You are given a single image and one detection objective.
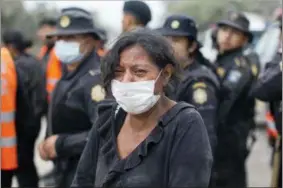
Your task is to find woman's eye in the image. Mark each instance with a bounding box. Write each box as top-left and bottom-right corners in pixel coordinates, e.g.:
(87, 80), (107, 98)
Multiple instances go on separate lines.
(135, 70), (147, 76)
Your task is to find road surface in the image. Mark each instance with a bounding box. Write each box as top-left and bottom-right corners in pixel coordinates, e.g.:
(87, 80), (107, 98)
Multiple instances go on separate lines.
(12, 118), (273, 187)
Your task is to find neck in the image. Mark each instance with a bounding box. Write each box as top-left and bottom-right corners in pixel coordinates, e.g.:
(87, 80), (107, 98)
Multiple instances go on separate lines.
(180, 57), (193, 69)
(127, 95), (172, 132)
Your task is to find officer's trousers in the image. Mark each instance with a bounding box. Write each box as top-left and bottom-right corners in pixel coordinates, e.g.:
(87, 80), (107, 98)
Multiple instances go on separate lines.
(210, 156), (246, 188)
(1, 170), (15, 188)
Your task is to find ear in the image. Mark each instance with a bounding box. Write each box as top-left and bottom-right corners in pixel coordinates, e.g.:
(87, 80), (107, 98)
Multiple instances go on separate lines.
(162, 64), (173, 86)
(188, 41), (198, 53)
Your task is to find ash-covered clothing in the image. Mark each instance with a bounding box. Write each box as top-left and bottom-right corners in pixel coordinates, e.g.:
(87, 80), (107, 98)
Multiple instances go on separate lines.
(72, 102), (213, 188)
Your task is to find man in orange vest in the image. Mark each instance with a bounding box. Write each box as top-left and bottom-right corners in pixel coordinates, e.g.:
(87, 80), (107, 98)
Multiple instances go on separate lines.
(0, 44), (29, 188)
(2, 30), (46, 187)
(37, 18), (62, 104)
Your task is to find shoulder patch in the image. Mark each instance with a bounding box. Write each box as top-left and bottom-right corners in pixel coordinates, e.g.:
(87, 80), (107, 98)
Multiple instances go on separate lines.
(251, 64), (258, 77)
(217, 67), (226, 78)
(91, 85), (106, 102)
(193, 82), (207, 89)
(193, 88), (207, 104)
(227, 70), (242, 83)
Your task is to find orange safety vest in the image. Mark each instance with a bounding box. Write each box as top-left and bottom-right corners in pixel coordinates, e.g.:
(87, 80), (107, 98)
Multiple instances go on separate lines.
(38, 45), (62, 101)
(1, 47), (18, 170)
(45, 48), (62, 101)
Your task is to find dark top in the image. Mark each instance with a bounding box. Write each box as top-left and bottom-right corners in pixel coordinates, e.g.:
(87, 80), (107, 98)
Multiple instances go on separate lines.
(15, 53), (46, 139)
(215, 48), (255, 125)
(46, 51), (105, 160)
(72, 102), (213, 188)
(252, 53), (282, 134)
(175, 61), (219, 153)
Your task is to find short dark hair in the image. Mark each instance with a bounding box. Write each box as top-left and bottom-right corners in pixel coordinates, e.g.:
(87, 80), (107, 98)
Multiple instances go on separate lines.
(101, 30), (180, 93)
(38, 18), (57, 28)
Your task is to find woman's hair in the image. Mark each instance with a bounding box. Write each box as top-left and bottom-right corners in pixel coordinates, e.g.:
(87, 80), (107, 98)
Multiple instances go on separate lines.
(101, 30), (181, 94)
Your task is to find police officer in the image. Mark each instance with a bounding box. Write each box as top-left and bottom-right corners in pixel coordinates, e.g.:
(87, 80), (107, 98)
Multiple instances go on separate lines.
(122, 0), (151, 33)
(156, 15), (220, 153)
(37, 7), (107, 188)
(252, 15), (282, 188)
(211, 12), (258, 188)
(2, 30), (46, 187)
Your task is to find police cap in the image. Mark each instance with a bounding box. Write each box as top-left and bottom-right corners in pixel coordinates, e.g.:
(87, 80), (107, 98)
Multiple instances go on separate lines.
(123, 1), (152, 26)
(156, 15), (200, 44)
(217, 12), (253, 42)
(47, 7), (100, 39)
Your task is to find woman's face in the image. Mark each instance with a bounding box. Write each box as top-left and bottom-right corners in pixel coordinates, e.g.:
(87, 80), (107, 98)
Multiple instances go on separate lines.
(114, 45), (172, 92)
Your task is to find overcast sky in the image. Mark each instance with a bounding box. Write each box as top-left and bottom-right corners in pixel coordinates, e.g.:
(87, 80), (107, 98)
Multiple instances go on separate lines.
(24, 1), (167, 35)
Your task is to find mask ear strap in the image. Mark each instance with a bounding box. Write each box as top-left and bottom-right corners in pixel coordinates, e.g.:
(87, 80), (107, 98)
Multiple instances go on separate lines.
(155, 70), (163, 82)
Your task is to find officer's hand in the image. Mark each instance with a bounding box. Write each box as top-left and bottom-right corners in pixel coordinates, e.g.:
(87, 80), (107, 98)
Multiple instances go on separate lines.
(38, 141), (49, 161)
(43, 135), (58, 159)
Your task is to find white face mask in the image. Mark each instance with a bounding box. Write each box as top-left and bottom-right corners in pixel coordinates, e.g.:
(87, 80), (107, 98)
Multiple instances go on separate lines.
(111, 72), (162, 114)
(54, 40), (84, 64)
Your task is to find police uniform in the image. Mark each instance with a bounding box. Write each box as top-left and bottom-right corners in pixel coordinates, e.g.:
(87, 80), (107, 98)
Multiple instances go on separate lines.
(211, 13), (258, 188)
(44, 8), (107, 188)
(156, 15), (220, 153)
(252, 46), (282, 188)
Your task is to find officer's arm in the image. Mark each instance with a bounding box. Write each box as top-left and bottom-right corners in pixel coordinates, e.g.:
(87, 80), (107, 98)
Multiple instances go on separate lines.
(54, 74), (107, 158)
(252, 62), (282, 101)
(218, 62), (253, 123)
(181, 81), (218, 153)
(55, 131), (89, 158)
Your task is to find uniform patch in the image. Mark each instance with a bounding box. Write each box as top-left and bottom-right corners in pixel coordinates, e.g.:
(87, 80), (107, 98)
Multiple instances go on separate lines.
(227, 70), (242, 83)
(193, 88), (207, 104)
(217, 67), (225, 78)
(193, 82), (207, 89)
(60, 16), (71, 28)
(251, 64), (258, 77)
(280, 61), (282, 71)
(91, 85), (106, 102)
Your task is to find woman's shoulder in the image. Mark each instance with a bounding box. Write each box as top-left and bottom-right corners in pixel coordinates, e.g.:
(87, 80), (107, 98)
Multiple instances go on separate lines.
(96, 99), (118, 116)
(170, 102), (204, 131)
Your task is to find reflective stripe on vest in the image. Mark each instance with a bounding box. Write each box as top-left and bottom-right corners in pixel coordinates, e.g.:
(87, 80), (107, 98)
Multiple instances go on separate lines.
(0, 137), (16, 147)
(1, 111), (15, 123)
(1, 47), (18, 170)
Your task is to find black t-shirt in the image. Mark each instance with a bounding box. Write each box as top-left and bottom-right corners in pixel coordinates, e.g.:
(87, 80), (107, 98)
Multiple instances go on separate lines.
(72, 102), (213, 187)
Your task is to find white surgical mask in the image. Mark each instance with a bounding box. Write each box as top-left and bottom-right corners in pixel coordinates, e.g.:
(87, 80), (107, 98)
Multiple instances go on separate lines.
(111, 72), (162, 114)
(54, 40), (84, 64)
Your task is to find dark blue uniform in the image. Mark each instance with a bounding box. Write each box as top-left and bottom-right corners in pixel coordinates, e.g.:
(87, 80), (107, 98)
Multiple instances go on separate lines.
(43, 7), (110, 187)
(46, 51), (105, 188)
(212, 48), (256, 188)
(252, 52), (282, 188)
(155, 15), (220, 153)
(176, 61), (219, 152)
